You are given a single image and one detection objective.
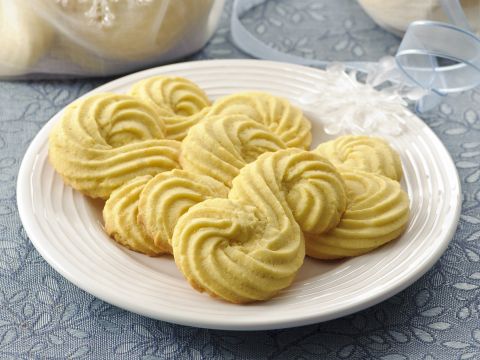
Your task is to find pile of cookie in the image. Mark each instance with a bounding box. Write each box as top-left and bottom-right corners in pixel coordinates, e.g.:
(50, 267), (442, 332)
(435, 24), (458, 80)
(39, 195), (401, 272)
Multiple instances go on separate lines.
(48, 76), (409, 303)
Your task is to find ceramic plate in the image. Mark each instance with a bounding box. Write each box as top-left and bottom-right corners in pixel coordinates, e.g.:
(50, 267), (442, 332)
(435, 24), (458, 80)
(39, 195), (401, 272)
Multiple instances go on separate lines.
(17, 60), (461, 330)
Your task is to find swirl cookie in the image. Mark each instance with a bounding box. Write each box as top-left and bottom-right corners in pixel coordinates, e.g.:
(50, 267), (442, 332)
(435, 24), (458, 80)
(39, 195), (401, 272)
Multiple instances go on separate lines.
(172, 149), (346, 303)
(229, 149), (347, 237)
(280, 151), (347, 235)
(104, 175), (168, 256)
(207, 92), (312, 149)
(314, 135), (403, 181)
(129, 76), (211, 141)
(138, 169), (229, 253)
(306, 171), (410, 259)
(49, 93), (181, 199)
(180, 114), (286, 187)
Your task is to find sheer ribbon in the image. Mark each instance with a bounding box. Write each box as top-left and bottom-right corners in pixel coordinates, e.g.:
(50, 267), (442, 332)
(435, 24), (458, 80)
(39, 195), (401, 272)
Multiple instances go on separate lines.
(230, 0), (480, 112)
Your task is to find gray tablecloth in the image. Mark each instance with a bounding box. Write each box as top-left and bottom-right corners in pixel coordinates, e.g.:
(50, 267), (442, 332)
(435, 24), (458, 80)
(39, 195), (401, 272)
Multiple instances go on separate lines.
(1, 1), (480, 359)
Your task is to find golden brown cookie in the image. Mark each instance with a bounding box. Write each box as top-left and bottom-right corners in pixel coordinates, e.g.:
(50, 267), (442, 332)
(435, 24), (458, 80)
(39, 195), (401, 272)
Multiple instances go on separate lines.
(172, 149), (346, 303)
(314, 135), (403, 181)
(207, 91), (312, 149)
(129, 76), (211, 140)
(137, 169), (229, 253)
(180, 114), (286, 187)
(103, 175), (168, 256)
(48, 93), (181, 199)
(306, 170), (410, 259)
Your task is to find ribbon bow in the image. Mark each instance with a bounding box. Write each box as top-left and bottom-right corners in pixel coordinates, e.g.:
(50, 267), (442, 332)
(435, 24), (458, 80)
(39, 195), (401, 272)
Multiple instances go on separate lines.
(231, 0), (480, 112)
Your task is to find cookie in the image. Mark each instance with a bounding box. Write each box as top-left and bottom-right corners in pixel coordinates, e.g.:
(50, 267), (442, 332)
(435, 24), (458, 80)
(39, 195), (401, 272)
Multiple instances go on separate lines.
(180, 114), (286, 187)
(103, 175), (168, 256)
(129, 76), (211, 140)
(47, 0), (215, 61)
(172, 149), (346, 303)
(137, 169), (229, 253)
(314, 135), (403, 181)
(306, 170), (410, 259)
(281, 151), (347, 235)
(48, 93), (181, 199)
(207, 91), (312, 149)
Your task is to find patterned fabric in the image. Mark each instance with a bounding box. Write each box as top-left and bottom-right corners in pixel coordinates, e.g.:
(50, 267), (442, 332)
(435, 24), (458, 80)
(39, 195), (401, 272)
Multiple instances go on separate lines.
(1, 0), (479, 358)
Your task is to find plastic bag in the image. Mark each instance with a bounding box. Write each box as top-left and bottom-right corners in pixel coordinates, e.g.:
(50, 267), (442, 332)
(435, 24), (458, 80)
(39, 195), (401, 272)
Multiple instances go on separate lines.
(0, 0), (224, 79)
(357, 0), (479, 37)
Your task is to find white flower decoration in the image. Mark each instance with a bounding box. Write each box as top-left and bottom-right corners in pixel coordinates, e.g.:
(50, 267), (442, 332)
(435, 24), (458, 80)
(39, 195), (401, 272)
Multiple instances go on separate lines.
(298, 57), (427, 136)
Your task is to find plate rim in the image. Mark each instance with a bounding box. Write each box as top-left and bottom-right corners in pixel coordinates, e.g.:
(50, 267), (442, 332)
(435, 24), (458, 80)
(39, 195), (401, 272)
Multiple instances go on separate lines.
(17, 59), (462, 330)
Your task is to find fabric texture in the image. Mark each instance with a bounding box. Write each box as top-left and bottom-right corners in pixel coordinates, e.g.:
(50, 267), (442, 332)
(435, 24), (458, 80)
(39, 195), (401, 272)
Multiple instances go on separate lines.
(1, 0), (479, 358)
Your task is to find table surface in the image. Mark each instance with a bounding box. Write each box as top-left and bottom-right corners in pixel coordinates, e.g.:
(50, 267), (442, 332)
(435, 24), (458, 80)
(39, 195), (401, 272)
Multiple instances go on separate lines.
(2, 0), (480, 359)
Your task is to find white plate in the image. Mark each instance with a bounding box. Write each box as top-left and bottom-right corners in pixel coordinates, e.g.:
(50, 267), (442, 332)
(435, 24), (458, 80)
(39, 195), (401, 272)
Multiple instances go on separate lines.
(17, 60), (461, 330)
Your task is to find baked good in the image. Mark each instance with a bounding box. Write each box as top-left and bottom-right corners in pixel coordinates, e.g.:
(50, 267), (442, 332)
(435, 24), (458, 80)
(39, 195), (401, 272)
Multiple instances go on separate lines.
(172, 148), (346, 303)
(280, 151), (347, 235)
(138, 169), (229, 253)
(207, 91), (312, 149)
(314, 135), (403, 181)
(48, 92), (181, 199)
(180, 114), (286, 187)
(43, 0), (215, 61)
(306, 170), (410, 259)
(129, 76), (211, 140)
(103, 175), (168, 256)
